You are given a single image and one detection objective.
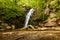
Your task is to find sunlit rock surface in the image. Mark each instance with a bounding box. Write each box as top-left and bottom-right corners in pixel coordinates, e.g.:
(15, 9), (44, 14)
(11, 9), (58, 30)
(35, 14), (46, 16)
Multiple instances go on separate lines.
(0, 31), (60, 40)
(44, 12), (58, 27)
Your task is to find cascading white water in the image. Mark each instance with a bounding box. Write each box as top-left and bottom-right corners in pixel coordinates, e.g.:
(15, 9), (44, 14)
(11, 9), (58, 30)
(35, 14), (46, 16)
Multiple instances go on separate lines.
(24, 8), (35, 27)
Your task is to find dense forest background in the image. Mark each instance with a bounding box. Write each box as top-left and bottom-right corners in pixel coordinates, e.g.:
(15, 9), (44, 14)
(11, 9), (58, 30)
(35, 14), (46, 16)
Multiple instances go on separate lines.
(0, 0), (60, 30)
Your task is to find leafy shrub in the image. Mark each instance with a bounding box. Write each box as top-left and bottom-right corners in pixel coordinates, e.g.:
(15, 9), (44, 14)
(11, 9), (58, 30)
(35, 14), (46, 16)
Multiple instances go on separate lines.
(0, 0), (27, 28)
(0, 0), (25, 19)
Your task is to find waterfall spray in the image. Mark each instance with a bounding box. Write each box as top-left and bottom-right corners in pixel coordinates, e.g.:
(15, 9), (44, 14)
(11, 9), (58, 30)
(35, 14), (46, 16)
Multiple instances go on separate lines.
(24, 8), (35, 28)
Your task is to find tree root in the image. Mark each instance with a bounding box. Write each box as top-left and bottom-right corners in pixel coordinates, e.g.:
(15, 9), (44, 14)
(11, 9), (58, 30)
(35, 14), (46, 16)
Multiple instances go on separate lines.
(20, 25), (36, 30)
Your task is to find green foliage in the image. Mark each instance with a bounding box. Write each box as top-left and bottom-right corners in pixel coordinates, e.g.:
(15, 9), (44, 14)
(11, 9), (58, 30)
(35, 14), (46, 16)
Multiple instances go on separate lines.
(0, 0), (60, 27)
(56, 10), (60, 18)
(38, 0), (52, 21)
(20, 0), (60, 21)
(49, 0), (60, 18)
(0, 0), (25, 19)
(49, 0), (60, 9)
(19, 0), (53, 21)
(1, 0), (60, 21)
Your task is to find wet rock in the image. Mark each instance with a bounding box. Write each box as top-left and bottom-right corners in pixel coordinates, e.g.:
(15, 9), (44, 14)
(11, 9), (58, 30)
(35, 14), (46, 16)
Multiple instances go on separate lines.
(30, 8), (39, 22)
(11, 25), (15, 30)
(39, 23), (44, 27)
(56, 19), (60, 26)
(44, 22), (57, 27)
(0, 22), (15, 30)
(44, 12), (58, 27)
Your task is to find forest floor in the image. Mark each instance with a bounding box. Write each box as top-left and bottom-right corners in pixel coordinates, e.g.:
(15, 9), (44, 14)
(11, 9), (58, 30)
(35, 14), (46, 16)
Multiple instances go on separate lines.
(0, 28), (60, 40)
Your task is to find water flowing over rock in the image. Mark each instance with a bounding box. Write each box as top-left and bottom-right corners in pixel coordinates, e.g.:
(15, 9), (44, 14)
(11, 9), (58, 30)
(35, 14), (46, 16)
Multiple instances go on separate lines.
(24, 8), (35, 27)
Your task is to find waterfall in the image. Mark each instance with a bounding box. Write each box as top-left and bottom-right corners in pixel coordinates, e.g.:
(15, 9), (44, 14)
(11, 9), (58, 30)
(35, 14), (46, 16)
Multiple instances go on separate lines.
(24, 8), (35, 27)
